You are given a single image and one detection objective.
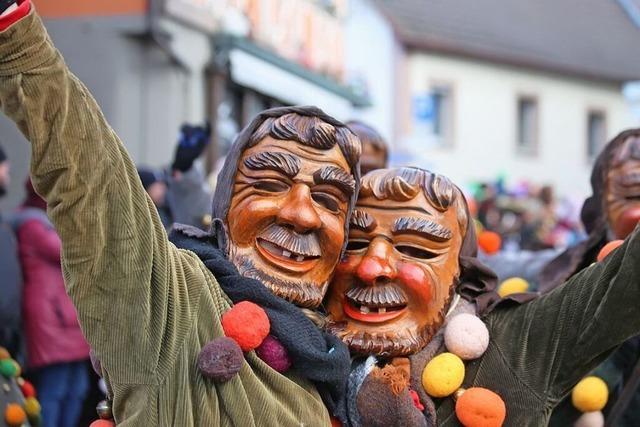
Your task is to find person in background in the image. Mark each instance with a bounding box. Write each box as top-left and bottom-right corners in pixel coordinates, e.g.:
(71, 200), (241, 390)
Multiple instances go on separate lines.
(346, 120), (388, 174)
(0, 144), (24, 362)
(13, 179), (90, 427)
(138, 123), (213, 230)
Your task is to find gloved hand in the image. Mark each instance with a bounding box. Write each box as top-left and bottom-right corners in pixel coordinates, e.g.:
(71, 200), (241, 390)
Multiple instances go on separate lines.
(171, 122), (211, 173)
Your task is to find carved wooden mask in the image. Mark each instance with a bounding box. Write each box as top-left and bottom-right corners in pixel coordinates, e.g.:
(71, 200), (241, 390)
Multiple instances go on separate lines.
(326, 168), (467, 357)
(605, 136), (640, 239)
(225, 113), (360, 308)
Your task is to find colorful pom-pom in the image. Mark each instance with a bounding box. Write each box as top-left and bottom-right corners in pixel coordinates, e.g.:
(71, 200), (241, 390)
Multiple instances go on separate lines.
(221, 301), (270, 352)
(198, 337), (244, 382)
(20, 379), (36, 398)
(422, 353), (465, 397)
(23, 397), (41, 418)
(478, 231), (502, 254)
(574, 411), (604, 427)
(0, 358), (18, 377)
(596, 240), (624, 262)
(255, 335), (292, 373)
(498, 277), (529, 298)
(4, 403), (26, 426)
(455, 387), (506, 427)
(0, 347), (9, 360)
(445, 314), (490, 360)
(572, 376), (608, 412)
(89, 420), (116, 427)
(409, 389), (425, 411)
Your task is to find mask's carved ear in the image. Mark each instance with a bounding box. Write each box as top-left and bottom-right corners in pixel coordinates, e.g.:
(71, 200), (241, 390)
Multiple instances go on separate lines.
(211, 217), (229, 253)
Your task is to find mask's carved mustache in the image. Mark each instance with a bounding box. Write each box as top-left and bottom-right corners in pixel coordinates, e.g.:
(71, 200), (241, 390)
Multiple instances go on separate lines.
(346, 284), (408, 308)
(257, 223), (321, 257)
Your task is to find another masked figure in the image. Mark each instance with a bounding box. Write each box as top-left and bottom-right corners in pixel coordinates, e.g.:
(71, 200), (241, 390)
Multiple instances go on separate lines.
(326, 167), (640, 427)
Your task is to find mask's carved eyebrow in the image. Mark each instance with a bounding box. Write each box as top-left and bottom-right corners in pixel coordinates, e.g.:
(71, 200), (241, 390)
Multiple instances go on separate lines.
(243, 152), (301, 178)
(392, 217), (452, 242)
(350, 209), (376, 232)
(313, 166), (356, 196)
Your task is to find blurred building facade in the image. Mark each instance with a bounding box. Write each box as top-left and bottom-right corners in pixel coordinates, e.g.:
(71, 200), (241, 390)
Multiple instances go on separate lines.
(376, 0), (640, 198)
(0, 0), (386, 210)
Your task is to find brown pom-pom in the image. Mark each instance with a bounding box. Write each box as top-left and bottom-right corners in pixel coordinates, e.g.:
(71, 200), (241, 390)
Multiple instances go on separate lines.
(198, 337), (244, 382)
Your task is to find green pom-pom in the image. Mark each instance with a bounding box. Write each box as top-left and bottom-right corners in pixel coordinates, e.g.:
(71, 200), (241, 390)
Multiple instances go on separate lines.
(0, 358), (18, 377)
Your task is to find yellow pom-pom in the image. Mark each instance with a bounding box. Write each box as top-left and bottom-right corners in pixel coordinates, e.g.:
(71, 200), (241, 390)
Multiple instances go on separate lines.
(422, 352), (465, 397)
(572, 376), (608, 412)
(24, 397), (41, 418)
(498, 277), (529, 298)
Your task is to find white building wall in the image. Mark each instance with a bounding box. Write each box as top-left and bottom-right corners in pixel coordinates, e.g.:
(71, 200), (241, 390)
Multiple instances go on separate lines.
(344, 0), (396, 143)
(400, 53), (638, 199)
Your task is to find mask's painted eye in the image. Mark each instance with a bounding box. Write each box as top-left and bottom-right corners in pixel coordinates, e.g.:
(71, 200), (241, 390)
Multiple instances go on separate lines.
(252, 180), (289, 193)
(395, 245), (439, 260)
(346, 239), (369, 252)
(312, 192), (340, 213)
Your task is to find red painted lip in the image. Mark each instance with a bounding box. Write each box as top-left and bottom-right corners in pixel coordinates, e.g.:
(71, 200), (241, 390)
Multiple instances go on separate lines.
(343, 300), (407, 323)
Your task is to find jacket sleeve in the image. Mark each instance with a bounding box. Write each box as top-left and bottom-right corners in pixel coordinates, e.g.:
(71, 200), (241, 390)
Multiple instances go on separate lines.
(487, 225), (640, 402)
(0, 9), (198, 385)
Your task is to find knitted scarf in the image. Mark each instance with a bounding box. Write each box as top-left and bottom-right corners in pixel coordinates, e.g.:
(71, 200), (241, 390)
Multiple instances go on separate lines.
(169, 224), (350, 419)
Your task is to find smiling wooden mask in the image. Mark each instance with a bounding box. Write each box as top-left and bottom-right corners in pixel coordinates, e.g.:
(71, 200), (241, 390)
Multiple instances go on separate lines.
(326, 167), (469, 357)
(605, 136), (640, 239)
(224, 112), (361, 308)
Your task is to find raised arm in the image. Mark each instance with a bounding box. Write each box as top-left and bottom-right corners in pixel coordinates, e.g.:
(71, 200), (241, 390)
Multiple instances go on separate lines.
(0, 4), (184, 384)
(488, 225), (640, 401)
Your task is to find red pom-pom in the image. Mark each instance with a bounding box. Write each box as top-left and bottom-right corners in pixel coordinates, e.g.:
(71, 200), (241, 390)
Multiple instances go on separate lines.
(89, 420), (115, 427)
(409, 389), (425, 411)
(198, 337), (244, 382)
(255, 335), (292, 373)
(221, 301), (270, 352)
(478, 231), (502, 255)
(597, 240), (624, 262)
(20, 380), (36, 398)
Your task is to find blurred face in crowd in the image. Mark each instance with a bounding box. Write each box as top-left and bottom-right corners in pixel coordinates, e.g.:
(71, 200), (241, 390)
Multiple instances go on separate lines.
(360, 141), (387, 175)
(606, 136), (640, 239)
(147, 181), (167, 208)
(326, 168), (466, 357)
(226, 135), (355, 308)
(0, 160), (9, 197)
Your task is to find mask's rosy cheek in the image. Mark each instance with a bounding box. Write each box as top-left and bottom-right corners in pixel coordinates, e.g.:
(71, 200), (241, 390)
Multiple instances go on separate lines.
(398, 262), (432, 303)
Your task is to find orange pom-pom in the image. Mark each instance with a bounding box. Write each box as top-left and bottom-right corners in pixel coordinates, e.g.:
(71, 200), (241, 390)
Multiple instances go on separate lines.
(4, 403), (27, 426)
(478, 231), (502, 255)
(221, 301), (270, 352)
(89, 420), (116, 427)
(455, 387), (506, 427)
(0, 347), (9, 360)
(597, 240), (624, 262)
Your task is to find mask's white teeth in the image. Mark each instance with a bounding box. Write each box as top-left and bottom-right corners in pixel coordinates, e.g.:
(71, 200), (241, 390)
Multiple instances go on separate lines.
(360, 305), (370, 314)
(296, 255), (304, 262)
(283, 250), (292, 258)
(378, 307), (386, 314)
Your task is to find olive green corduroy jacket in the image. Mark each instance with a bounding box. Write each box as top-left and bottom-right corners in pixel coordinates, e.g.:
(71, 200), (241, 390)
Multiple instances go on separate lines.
(0, 10), (329, 427)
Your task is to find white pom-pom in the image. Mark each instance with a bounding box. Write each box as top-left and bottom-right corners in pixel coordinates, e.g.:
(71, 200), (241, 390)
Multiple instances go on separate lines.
(444, 313), (490, 360)
(574, 411), (604, 427)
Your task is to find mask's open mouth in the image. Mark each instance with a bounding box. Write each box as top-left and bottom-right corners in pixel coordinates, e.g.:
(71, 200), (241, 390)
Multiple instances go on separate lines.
(256, 238), (320, 273)
(343, 299), (407, 323)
